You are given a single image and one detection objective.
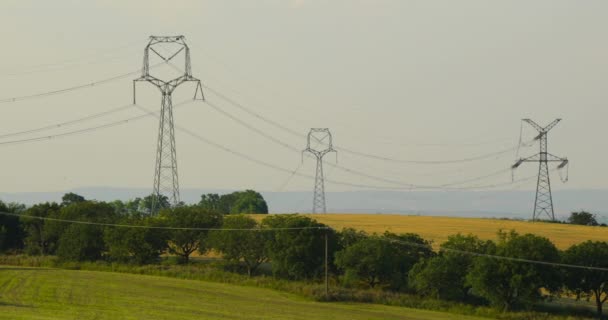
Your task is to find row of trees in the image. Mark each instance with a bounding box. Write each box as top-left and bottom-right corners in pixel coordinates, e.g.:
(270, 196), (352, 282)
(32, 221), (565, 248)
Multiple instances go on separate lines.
(1, 196), (607, 317)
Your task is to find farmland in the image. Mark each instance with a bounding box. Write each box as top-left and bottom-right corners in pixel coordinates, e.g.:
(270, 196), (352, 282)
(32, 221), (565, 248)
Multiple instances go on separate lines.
(252, 214), (608, 249)
(0, 266), (487, 320)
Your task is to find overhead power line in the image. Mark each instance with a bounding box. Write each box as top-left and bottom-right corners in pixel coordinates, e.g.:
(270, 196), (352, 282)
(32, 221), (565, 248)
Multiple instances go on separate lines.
(200, 99), (519, 190)
(0, 63), (163, 104)
(0, 103), (135, 139)
(3, 210), (605, 272)
(381, 237), (608, 272)
(0, 100), (195, 146)
(203, 84), (527, 165)
(137, 104), (538, 192)
(1, 211), (328, 231)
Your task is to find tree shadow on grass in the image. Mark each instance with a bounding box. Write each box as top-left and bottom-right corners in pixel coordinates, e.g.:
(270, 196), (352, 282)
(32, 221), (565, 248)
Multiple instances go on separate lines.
(0, 300), (31, 308)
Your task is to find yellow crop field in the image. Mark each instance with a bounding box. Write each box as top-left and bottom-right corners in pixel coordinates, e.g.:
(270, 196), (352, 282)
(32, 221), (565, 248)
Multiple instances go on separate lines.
(253, 214), (608, 249)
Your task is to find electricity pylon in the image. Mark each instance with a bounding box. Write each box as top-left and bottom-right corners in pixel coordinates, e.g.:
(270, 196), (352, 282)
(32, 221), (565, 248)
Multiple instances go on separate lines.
(133, 35), (204, 213)
(302, 128), (337, 213)
(512, 119), (568, 221)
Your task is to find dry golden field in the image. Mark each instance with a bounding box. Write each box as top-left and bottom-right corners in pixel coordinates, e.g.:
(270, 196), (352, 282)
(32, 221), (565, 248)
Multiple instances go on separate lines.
(253, 214), (608, 250)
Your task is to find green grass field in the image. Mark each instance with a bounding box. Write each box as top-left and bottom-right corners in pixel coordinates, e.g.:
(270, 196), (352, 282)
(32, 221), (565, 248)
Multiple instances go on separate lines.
(0, 266), (488, 320)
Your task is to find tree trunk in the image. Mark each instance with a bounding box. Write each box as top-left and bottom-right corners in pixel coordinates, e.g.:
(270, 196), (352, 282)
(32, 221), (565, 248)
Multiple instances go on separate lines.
(595, 292), (603, 318)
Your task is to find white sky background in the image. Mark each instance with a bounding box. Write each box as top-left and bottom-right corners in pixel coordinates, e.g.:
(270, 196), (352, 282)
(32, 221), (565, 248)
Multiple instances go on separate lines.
(0, 0), (605, 193)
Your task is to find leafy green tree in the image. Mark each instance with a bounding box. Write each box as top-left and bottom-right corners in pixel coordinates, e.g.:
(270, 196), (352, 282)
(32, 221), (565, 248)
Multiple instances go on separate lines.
(335, 236), (392, 288)
(22, 202), (61, 255)
(567, 211), (598, 226)
(466, 231), (561, 311)
(57, 224), (106, 261)
(262, 214), (334, 280)
(337, 228), (368, 249)
(104, 216), (168, 264)
(109, 199), (143, 216)
(210, 215), (268, 276)
(54, 201), (118, 261)
(335, 232), (433, 290)
(230, 190), (268, 214)
(61, 192), (86, 206)
(199, 194), (222, 211)
(140, 194), (170, 214)
(0, 200), (26, 252)
(562, 241), (608, 317)
(201, 190), (268, 214)
(409, 234), (494, 301)
(160, 206), (222, 263)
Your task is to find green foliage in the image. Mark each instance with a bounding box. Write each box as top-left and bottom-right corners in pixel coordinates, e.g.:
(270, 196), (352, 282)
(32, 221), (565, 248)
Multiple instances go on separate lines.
(0, 200), (26, 252)
(230, 190), (268, 214)
(337, 227), (368, 249)
(159, 206), (223, 263)
(61, 192), (86, 206)
(104, 216), (168, 264)
(262, 214), (334, 280)
(141, 194), (171, 214)
(199, 190), (269, 214)
(209, 215), (268, 276)
(567, 211), (598, 226)
(22, 202), (61, 255)
(409, 234), (494, 301)
(57, 224), (106, 261)
(562, 240), (608, 317)
(466, 231), (562, 311)
(55, 201), (118, 261)
(335, 232), (433, 290)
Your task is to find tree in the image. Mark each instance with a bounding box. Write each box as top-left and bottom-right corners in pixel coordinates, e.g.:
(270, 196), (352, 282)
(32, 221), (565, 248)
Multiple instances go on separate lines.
(57, 224), (106, 261)
(562, 241), (608, 317)
(201, 190), (269, 214)
(160, 206), (222, 263)
(335, 232), (433, 290)
(54, 201), (118, 261)
(140, 194), (170, 214)
(104, 216), (168, 264)
(61, 192), (86, 206)
(466, 231), (561, 311)
(230, 190), (268, 214)
(0, 200), (26, 252)
(22, 202), (61, 255)
(210, 215), (268, 276)
(199, 194), (222, 211)
(262, 214), (334, 280)
(337, 228), (368, 249)
(567, 211), (598, 226)
(409, 234), (494, 301)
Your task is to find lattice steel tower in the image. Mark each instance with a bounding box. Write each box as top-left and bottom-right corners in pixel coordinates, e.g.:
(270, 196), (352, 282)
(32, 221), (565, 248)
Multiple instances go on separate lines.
(512, 119), (569, 221)
(133, 36), (204, 212)
(302, 128), (337, 213)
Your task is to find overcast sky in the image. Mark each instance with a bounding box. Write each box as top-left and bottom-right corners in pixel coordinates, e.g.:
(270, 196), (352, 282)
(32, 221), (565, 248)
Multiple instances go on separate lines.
(0, 0), (606, 195)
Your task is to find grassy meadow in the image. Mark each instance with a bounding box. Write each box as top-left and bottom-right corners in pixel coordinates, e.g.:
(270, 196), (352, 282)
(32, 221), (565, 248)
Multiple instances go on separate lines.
(253, 214), (608, 249)
(0, 266), (488, 320)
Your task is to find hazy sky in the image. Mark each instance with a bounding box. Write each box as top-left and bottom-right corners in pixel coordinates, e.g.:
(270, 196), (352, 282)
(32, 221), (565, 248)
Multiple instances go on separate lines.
(0, 0), (606, 195)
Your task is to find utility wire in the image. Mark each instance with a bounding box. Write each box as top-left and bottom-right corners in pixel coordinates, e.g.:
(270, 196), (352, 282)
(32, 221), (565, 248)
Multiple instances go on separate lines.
(4, 210), (606, 271)
(203, 84), (527, 165)
(0, 100), (194, 146)
(0, 103), (135, 139)
(0, 70), (139, 104)
(380, 237), (608, 272)
(137, 104), (538, 192)
(201, 99), (520, 190)
(1, 211), (328, 231)
(0, 63), (162, 104)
